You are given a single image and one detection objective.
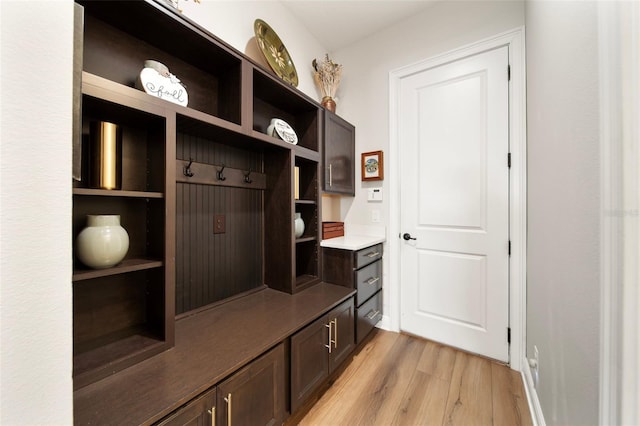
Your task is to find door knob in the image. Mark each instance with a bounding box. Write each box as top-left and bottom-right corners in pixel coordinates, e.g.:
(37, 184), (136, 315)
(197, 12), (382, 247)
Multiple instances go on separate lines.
(403, 233), (416, 241)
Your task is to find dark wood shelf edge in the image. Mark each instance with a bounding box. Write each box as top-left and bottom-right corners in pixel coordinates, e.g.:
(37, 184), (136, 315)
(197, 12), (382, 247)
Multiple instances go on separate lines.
(295, 237), (317, 244)
(250, 129), (297, 150)
(294, 145), (321, 162)
(73, 188), (164, 198)
(73, 258), (164, 281)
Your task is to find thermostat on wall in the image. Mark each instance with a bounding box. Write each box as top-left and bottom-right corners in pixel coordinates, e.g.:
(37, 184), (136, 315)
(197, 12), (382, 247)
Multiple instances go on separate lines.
(367, 187), (383, 202)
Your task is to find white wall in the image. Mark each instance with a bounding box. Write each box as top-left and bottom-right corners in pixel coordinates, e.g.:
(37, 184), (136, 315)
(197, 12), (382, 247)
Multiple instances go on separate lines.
(0, 1), (74, 424)
(525, 1), (601, 424)
(179, 0), (328, 101)
(330, 0), (524, 329)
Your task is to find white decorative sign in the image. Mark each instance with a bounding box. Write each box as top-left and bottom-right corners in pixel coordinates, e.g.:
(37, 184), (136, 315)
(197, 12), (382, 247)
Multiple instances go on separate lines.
(138, 62), (188, 107)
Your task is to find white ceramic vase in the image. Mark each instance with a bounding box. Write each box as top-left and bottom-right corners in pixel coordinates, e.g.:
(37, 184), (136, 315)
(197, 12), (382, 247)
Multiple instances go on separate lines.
(294, 212), (305, 238)
(76, 215), (129, 269)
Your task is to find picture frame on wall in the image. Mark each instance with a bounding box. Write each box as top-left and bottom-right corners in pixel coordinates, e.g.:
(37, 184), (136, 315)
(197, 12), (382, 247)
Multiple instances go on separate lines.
(361, 150), (384, 181)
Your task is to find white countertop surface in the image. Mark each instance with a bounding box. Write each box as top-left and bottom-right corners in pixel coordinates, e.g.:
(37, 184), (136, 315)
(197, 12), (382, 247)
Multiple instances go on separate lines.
(320, 223), (386, 250)
(320, 234), (386, 251)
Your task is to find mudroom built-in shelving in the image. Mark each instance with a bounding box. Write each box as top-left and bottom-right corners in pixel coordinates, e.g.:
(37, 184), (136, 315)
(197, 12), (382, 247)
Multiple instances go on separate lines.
(72, 1), (358, 424)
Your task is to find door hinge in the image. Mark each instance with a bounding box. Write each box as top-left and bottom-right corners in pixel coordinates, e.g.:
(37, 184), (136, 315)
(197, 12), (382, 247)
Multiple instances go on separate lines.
(508, 240), (511, 256)
(508, 152), (511, 168)
(508, 65), (511, 81)
(507, 327), (511, 344)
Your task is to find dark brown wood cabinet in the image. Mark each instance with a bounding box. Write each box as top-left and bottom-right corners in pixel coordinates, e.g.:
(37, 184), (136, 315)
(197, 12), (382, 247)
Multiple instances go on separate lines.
(323, 244), (383, 344)
(217, 343), (286, 426)
(156, 344), (284, 426)
(323, 111), (355, 195)
(157, 387), (216, 426)
(290, 297), (355, 411)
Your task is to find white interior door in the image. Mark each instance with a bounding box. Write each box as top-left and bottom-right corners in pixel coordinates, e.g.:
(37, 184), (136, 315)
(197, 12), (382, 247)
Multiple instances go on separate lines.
(399, 46), (510, 362)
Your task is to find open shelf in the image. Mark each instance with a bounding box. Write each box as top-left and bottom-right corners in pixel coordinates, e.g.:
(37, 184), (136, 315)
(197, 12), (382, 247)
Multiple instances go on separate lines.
(79, 1), (242, 123)
(73, 268), (168, 389)
(73, 328), (166, 390)
(76, 93), (167, 194)
(73, 258), (163, 282)
(253, 69), (320, 152)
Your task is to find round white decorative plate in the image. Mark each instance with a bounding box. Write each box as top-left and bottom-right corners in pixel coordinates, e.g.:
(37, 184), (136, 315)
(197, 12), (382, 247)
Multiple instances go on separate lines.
(267, 118), (298, 144)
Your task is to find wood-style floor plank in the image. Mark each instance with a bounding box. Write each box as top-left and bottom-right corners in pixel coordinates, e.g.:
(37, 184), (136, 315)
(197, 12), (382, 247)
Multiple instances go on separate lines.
(443, 352), (493, 425)
(391, 370), (450, 426)
(298, 330), (533, 426)
(348, 334), (426, 425)
(491, 363), (533, 426)
(417, 339), (457, 381)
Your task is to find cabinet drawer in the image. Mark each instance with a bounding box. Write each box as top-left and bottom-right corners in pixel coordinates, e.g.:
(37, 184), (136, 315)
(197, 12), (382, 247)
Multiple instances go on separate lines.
(355, 260), (382, 306)
(356, 291), (382, 344)
(355, 244), (382, 269)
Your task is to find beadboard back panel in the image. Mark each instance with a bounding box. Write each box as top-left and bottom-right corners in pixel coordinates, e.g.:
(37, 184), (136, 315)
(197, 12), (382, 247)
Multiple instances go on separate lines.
(176, 133), (264, 314)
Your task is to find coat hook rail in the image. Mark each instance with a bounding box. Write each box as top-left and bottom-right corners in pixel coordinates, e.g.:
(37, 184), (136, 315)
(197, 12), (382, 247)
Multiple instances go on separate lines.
(175, 159), (267, 190)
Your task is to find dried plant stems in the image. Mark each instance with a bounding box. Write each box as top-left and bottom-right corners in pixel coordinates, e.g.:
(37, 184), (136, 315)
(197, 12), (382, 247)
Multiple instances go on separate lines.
(312, 54), (342, 99)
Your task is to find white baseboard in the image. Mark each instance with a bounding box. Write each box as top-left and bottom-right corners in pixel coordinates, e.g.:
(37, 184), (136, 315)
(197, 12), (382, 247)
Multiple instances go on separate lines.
(521, 356), (546, 426)
(376, 314), (394, 332)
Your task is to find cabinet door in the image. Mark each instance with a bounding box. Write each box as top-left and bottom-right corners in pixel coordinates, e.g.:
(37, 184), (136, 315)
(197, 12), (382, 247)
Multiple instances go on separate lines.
(290, 315), (330, 412)
(217, 343), (285, 426)
(157, 386), (216, 426)
(323, 111), (355, 195)
(328, 297), (355, 373)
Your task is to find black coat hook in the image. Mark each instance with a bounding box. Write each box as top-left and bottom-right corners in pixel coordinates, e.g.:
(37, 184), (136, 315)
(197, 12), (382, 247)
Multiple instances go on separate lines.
(244, 170), (252, 184)
(183, 158), (194, 177)
(217, 164), (226, 181)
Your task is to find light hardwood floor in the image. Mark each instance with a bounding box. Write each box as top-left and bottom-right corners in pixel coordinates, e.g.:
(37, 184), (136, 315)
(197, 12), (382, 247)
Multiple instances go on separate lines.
(298, 330), (532, 426)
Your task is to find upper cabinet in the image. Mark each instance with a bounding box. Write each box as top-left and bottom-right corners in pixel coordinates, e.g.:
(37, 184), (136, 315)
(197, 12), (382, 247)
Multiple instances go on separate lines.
(322, 110), (355, 195)
(73, 0), (323, 388)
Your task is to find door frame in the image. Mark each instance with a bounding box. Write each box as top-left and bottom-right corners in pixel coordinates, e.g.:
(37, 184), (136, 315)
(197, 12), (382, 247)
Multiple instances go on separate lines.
(387, 27), (526, 371)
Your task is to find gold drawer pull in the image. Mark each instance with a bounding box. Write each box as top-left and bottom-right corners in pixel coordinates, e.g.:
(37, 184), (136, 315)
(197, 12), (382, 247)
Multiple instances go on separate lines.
(207, 406), (216, 426)
(365, 277), (380, 285)
(365, 251), (380, 258)
(224, 393), (232, 426)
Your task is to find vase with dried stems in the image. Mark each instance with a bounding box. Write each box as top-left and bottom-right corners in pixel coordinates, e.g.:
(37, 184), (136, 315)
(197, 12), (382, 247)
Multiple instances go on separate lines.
(312, 54), (342, 113)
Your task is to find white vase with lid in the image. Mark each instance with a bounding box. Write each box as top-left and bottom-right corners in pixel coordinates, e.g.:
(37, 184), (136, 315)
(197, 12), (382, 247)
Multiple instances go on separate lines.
(76, 215), (130, 269)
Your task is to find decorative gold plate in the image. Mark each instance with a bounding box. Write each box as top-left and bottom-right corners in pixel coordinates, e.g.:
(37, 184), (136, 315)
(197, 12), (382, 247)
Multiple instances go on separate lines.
(254, 19), (298, 87)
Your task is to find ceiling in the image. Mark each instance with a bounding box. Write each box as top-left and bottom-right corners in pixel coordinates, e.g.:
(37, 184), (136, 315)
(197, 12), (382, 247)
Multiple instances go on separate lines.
(280, 0), (439, 52)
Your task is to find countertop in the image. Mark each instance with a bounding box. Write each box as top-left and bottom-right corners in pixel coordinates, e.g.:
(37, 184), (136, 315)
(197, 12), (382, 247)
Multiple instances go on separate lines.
(320, 224), (386, 250)
(320, 234), (386, 251)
